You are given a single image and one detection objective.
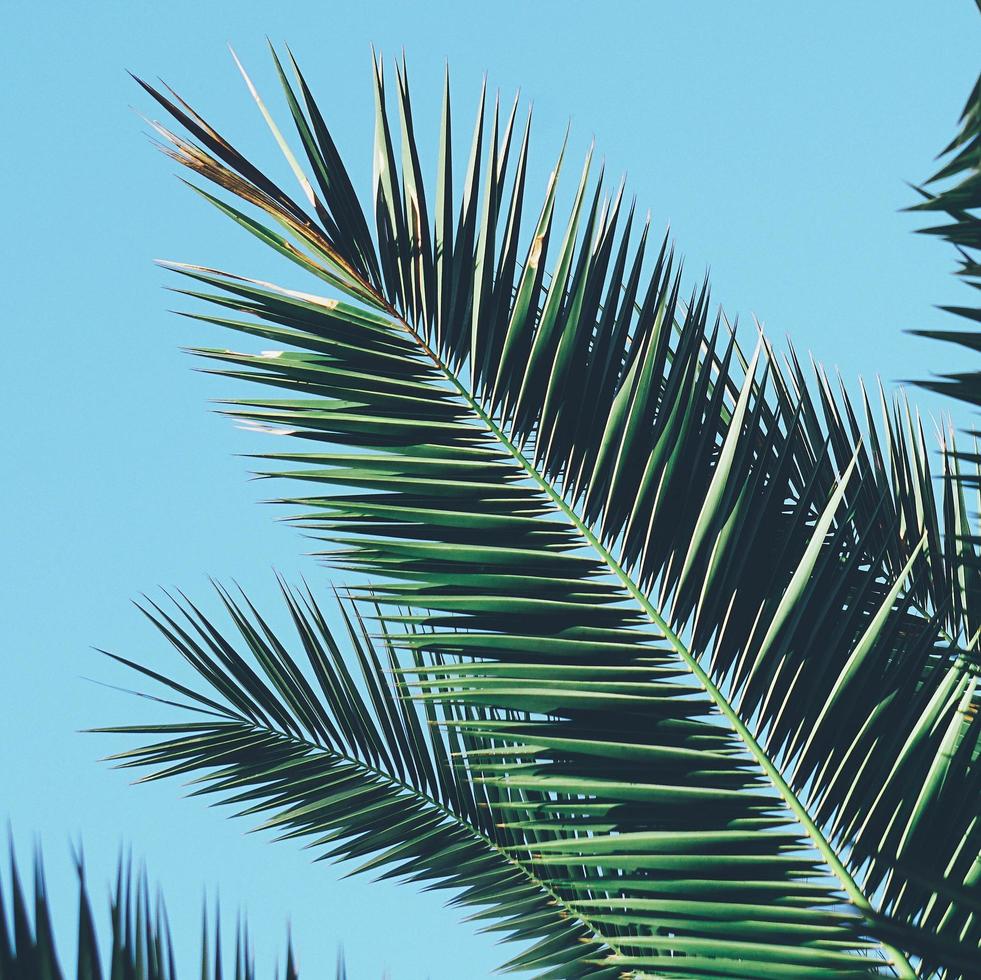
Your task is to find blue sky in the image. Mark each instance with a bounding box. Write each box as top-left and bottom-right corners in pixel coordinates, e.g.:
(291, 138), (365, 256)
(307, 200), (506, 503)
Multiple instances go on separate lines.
(1, 2), (978, 977)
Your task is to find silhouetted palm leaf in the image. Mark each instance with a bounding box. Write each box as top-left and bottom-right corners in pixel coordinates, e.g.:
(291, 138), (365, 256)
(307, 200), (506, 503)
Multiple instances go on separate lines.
(911, 58), (981, 414)
(0, 846), (303, 980)
(98, 582), (609, 975)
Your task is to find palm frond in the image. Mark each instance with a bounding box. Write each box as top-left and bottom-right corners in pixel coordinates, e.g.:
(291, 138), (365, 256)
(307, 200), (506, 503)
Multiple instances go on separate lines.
(97, 582), (609, 977)
(908, 46), (981, 644)
(0, 845), (302, 980)
(909, 68), (981, 413)
(123, 47), (981, 977)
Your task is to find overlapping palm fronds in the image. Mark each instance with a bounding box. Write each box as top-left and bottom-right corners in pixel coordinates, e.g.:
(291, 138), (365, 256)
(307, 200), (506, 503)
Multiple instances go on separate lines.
(0, 847), (302, 980)
(98, 582), (608, 976)
(908, 17), (981, 651)
(103, 45), (981, 978)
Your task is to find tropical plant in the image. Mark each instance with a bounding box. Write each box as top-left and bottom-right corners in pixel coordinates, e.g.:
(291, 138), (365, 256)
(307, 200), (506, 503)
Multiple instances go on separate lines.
(912, 74), (981, 415)
(910, 33), (981, 435)
(0, 848), (306, 980)
(6, 31), (980, 980)
(88, 44), (979, 978)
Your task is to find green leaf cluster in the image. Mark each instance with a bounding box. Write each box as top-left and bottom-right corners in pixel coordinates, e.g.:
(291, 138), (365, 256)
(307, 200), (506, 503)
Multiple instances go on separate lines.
(7, 27), (981, 980)
(97, 43), (978, 977)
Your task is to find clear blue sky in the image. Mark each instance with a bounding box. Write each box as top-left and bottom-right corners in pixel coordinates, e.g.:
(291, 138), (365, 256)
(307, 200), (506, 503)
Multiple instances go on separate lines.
(1, 2), (978, 977)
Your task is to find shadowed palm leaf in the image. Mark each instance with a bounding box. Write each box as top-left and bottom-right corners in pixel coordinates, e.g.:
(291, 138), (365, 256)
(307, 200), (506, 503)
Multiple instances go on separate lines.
(108, 46), (981, 978)
(909, 22), (981, 648)
(0, 847), (304, 980)
(99, 582), (608, 976)
(911, 57), (981, 416)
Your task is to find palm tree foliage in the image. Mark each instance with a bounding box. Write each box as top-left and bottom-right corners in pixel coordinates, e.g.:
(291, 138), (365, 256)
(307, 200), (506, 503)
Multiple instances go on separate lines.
(0, 847), (303, 980)
(98, 583), (608, 975)
(910, 9), (981, 421)
(97, 44), (981, 978)
(908, 6), (981, 638)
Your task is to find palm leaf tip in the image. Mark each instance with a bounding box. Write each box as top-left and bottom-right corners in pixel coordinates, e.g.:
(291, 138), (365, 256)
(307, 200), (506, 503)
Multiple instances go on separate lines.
(0, 843), (309, 980)
(127, 44), (981, 977)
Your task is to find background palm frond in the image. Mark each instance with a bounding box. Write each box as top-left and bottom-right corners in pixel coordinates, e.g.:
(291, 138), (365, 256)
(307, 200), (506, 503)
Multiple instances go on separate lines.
(0, 845), (303, 980)
(909, 42), (981, 657)
(911, 67), (981, 414)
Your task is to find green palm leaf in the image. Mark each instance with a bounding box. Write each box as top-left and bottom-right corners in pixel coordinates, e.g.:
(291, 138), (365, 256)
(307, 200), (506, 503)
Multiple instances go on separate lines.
(0, 846), (303, 980)
(910, 61), (981, 413)
(908, 11), (981, 652)
(116, 47), (981, 977)
(97, 582), (609, 976)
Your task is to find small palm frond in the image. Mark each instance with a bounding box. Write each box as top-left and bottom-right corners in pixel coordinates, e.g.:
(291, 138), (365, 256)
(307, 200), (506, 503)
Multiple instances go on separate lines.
(97, 582), (610, 977)
(0, 845), (302, 980)
(907, 42), (981, 649)
(123, 47), (981, 977)
(910, 65), (981, 413)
